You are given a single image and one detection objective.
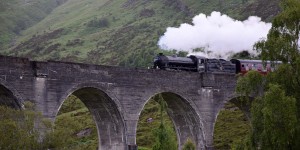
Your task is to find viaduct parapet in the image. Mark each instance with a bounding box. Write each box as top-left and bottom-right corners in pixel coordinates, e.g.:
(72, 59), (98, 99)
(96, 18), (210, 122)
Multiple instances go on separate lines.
(0, 55), (242, 150)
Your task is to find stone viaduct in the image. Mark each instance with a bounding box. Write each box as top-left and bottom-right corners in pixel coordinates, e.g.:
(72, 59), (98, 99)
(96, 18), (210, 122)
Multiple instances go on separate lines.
(0, 55), (246, 150)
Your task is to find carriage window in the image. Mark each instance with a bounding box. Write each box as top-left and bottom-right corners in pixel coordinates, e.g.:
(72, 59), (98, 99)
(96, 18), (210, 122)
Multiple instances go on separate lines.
(248, 64), (252, 70)
(245, 64), (249, 70)
(253, 64), (256, 70)
(257, 64), (262, 71)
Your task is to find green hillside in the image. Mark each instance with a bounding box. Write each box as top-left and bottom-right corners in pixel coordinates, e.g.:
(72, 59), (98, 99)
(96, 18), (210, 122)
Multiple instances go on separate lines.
(0, 0), (67, 51)
(214, 102), (251, 149)
(1, 0), (280, 67)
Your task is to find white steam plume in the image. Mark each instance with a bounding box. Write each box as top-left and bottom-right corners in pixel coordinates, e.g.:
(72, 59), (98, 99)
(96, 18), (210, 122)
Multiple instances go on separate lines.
(158, 11), (272, 57)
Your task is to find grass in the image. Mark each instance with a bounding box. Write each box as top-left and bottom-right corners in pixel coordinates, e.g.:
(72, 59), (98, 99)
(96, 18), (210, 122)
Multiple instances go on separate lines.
(213, 102), (251, 150)
(54, 95), (98, 150)
(0, 0), (61, 50)
(136, 99), (177, 149)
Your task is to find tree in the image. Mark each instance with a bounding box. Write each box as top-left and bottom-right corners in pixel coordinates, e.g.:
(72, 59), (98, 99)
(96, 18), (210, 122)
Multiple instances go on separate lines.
(192, 47), (212, 57)
(152, 94), (177, 150)
(236, 0), (300, 149)
(236, 72), (298, 150)
(251, 84), (297, 150)
(177, 51), (189, 57)
(230, 50), (254, 59)
(0, 102), (49, 149)
(254, 0), (300, 83)
(170, 50), (189, 57)
(255, 0), (300, 65)
(0, 102), (71, 149)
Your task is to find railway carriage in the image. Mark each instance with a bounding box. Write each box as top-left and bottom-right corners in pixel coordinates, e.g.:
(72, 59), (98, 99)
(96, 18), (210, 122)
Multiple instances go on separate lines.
(230, 59), (281, 75)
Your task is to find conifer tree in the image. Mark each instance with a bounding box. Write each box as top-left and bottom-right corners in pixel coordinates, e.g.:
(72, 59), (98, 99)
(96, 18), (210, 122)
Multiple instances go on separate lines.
(152, 94), (177, 150)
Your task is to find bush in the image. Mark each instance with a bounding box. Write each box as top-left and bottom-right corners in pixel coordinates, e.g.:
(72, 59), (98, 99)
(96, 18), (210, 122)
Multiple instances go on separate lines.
(87, 17), (109, 28)
(0, 102), (51, 149)
(0, 102), (73, 149)
(182, 138), (196, 150)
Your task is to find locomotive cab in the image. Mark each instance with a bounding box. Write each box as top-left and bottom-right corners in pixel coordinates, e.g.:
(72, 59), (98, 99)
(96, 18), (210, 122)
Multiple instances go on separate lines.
(153, 53), (168, 69)
(218, 59), (236, 73)
(188, 55), (206, 72)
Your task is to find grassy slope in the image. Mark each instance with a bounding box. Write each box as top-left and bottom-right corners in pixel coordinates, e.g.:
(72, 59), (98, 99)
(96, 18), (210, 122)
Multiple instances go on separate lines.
(54, 95), (98, 150)
(2, 0), (280, 67)
(136, 99), (177, 149)
(6, 0), (176, 65)
(0, 0), (66, 51)
(214, 102), (251, 149)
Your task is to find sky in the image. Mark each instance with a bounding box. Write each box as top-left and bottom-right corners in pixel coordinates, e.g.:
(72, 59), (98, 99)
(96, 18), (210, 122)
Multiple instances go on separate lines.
(158, 11), (272, 58)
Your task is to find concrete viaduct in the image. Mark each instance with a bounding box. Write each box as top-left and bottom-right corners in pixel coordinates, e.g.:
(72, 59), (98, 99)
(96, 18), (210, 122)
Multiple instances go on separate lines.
(0, 55), (246, 150)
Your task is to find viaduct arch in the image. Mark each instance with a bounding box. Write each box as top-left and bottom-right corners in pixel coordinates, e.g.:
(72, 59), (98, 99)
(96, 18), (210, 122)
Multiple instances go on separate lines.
(0, 55), (246, 150)
(57, 85), (126, 150)
(0, 78), (24, 108)
(142, 92), (206, 149)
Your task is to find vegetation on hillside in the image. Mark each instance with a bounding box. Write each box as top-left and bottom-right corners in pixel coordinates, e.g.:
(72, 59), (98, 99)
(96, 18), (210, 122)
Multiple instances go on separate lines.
(0, 97), (98, 150)
(0, 0), (67, 51)
(214, 102), (251, 149)
(54, 95), (98, 150)
(1, 0), (281, 68)
(0, 102), (73, 149)
(0, 102), (48, 149)
(151, 94), (177, 150)
(182, 138), (196, 150)
(137, 98), (177, 149)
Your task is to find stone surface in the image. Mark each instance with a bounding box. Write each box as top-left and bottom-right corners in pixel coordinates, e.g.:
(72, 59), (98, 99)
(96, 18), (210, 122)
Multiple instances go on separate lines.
(0, 55), (241, 150)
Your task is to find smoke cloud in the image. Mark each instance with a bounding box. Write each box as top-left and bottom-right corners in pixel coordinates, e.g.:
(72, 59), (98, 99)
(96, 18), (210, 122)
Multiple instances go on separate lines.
(158, 11), (272, 57)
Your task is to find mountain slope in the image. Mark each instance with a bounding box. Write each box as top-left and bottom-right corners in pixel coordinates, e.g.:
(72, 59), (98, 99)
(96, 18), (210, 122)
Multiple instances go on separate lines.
(0, 0), (67, 51)
(2, 0), (280, 67)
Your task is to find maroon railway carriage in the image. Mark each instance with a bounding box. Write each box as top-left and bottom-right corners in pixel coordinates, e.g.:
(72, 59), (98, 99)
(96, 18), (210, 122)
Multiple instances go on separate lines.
(230, 59), (282, 75)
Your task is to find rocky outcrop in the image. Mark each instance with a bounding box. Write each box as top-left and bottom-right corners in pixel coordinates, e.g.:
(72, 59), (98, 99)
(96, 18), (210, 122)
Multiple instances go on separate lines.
(242, 0), (281, 21)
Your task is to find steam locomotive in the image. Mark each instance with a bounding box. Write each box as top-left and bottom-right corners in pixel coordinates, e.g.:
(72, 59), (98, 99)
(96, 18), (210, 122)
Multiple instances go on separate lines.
(153, 53), (280, 74)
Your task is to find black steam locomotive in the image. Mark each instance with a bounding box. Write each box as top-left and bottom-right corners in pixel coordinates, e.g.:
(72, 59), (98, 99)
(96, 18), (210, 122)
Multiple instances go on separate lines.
(153, 53), (236, 73)
(153, 53), (280, 74)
